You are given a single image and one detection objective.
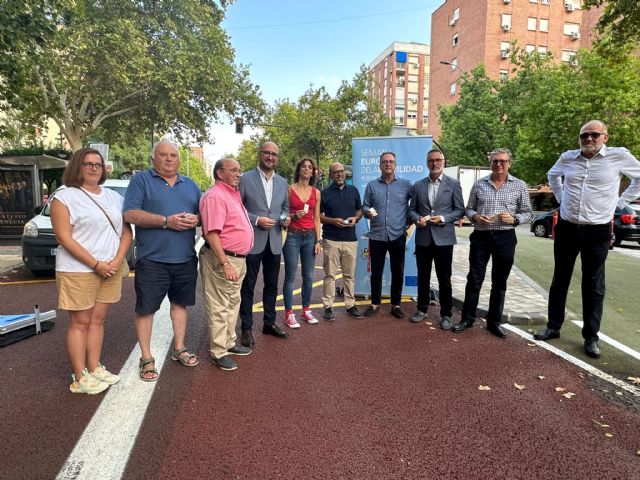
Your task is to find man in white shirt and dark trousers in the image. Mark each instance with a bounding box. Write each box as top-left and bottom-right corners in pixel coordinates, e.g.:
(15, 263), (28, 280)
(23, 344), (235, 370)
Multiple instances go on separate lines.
(534, 120), (640, 358)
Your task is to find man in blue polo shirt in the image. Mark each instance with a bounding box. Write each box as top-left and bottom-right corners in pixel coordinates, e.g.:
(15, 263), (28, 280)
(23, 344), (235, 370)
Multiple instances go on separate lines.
(320, 162), (363, 321)
(123, 140), (201, 381)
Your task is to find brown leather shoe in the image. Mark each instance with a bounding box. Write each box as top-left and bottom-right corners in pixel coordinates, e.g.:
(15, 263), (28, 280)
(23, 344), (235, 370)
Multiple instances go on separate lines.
(240, 330), (254, 348)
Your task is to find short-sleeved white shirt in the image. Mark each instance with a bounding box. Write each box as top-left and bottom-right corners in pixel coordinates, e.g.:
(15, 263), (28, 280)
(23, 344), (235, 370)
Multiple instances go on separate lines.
(54, 187), (124, 272)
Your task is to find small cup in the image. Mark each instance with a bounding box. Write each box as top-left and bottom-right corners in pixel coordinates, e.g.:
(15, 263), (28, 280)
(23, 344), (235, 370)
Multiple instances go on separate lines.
(369, 208), (378, 217)
(303, 204), (309, 214)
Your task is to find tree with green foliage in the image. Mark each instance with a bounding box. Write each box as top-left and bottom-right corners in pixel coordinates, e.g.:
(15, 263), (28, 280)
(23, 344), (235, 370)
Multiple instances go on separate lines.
(0, 0), (265, 152)
(583, 0), (640, 49)
(238, 66), (393, 181)
(178, 147), (210, 192)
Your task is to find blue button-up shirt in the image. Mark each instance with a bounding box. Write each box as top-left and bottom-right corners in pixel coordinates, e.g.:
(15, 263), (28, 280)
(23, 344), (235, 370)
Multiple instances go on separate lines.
(362, 176), (412, 241)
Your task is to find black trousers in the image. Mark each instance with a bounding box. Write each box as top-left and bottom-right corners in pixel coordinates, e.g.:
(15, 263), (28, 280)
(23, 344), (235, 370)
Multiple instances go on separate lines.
(239, 240), (281, 331)
(547, 219), (609, 341)
(369, 236), (406, 306)
(415, 243), (453, 317)
(461, 229), (516, 325)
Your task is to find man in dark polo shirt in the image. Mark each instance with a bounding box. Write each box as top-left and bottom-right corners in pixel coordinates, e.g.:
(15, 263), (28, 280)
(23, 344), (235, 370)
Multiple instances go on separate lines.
(320, 162), (363, 320)
(123, 140), (201, 381)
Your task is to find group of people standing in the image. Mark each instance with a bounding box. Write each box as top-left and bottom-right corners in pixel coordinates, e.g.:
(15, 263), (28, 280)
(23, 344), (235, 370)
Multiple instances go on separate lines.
(50, 119), (640, 393)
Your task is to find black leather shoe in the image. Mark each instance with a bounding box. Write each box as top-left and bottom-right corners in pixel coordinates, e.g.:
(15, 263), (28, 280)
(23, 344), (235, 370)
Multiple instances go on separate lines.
(533, 327), (560, 341)
(240, 330), (254, 348)
(323, 307), (335, 321)
(453, 320), (474, 333)
(487, 322), (507, 338)
(363, 305), (379, 317)
(390, 306), (405, 319)
(584, 339), (601, 359)
(346, 306), (364, 319)
(262, 324), (289, 339)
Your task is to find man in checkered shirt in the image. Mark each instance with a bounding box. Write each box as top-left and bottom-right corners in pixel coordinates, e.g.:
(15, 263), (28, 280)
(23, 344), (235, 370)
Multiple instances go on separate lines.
(453, 148), (533, 338)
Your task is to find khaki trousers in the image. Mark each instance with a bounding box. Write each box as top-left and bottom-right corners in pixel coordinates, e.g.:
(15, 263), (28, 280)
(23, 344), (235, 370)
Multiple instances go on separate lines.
(322, 239), (357, 309)
(199, 247), (246, 359)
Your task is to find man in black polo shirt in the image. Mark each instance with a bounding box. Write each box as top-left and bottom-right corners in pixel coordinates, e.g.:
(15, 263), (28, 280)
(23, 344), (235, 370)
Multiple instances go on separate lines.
(320, 162), (363, 320)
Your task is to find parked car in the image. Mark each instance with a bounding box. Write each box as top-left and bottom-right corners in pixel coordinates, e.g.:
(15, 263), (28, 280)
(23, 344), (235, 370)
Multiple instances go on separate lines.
(21, 179), (136, 274)
(530, 207), (640, 246)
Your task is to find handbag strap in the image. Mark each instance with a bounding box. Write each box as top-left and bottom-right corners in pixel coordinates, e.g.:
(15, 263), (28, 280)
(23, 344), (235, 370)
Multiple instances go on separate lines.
(74, 187), (120, 238)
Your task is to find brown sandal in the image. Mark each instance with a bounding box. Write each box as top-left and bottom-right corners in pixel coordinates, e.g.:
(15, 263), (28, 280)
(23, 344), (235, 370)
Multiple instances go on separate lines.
(171, 348), (199, 367)
(139, 357), (159, 382)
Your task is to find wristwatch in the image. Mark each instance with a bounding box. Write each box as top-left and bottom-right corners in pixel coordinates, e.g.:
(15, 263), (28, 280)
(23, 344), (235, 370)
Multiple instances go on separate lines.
(513, 217), (520, 226)
(162, 216), (168, 229)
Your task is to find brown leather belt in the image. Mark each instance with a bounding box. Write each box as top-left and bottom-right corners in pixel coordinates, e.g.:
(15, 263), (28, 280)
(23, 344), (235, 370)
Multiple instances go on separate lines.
(203, 242), (247, 258)
(287, 227), (315, 236)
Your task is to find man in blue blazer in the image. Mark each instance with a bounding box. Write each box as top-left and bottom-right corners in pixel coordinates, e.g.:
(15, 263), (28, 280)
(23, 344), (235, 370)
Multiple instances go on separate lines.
(408, 149), (464, 329)
(238, 141), (290, 347)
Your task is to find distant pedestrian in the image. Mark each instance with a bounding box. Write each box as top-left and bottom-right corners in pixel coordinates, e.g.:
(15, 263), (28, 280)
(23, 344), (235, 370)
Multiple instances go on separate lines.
(534, 120), (640, 358)
(408, 149), (464, 328)
(238, 141), (290, 348)
(453, 148), (533, 338)
(320, 162), (363, 321)
(200, 159), (254, 371)
(362, 151), (412, 319)
(51, 148), (132, 394)
(282, 158), (322, 328)
(123, 140), (201, 382)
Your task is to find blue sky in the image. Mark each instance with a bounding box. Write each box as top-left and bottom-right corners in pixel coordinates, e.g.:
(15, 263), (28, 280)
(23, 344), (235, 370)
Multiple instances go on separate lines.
(205, 0), (442, 160)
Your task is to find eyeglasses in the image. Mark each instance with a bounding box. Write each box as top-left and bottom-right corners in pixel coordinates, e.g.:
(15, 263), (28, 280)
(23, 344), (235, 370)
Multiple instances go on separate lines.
(380, 159), (396, 164)
(579, 132), (604, 140)
(491, 159), (510, 165)
(82, 162), (103, 169)
(260, 150), (279, 158)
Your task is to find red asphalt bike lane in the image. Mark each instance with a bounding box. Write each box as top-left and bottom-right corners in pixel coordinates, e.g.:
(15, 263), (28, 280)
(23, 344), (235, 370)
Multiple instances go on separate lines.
(2, 262), (640, 479)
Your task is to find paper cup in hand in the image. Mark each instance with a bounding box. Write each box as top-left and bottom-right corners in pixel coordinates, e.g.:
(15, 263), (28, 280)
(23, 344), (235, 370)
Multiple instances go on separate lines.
(303, 204), (309, 214)
(369, 208), (377, 217)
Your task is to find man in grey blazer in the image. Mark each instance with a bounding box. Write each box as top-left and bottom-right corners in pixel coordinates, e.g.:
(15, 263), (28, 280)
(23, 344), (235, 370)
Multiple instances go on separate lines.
(238, 141), (291, 348)
(408, 149), (464, 328)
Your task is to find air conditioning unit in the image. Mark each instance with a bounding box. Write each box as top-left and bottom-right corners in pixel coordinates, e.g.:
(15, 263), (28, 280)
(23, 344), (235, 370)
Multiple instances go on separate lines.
(565, 3), (575, 11)
(503, 0), (511, 3)
(570, 59), (579, 66)
(501, 50), (510, 59)
(502, 24), (511, 32)
(571, 31), (580, 40)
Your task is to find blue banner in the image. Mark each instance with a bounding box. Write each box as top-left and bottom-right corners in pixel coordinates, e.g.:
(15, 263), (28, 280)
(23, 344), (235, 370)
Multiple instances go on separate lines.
(351, 136), (433, 298)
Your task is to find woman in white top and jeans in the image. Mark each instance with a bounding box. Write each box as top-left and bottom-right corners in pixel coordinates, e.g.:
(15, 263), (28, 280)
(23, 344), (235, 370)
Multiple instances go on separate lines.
(51, 148), (133, 394)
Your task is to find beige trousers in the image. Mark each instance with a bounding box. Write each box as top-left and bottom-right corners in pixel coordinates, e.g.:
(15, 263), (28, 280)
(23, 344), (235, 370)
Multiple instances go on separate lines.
(322, 239), (358, 309)
(199, 247), (246, 359)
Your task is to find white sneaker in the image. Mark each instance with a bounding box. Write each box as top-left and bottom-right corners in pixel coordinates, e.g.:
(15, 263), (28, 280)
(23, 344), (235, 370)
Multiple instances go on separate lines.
(70, 369), (110, 395)
(284, 311), (301, 329)
(91, 363), (120, 385)
(301, 309), (319, 324)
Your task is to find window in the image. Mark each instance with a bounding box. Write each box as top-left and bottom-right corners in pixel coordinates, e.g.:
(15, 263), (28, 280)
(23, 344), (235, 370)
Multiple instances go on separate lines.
(452, 7), (460, 22)
(529, 0), (537, 2)
(501, 14), (512, 29)
(423, 114), (429, 123)
(499, 70), (509, 81)
(408, 94), (418, 104)
(407, 111), (418, 119)
(541, 0), (550, 4)
(395, 116), (404, 125)
(538, 18), (549, 32)
(561, 49), (578, 62)
(452, 33), (459, 46)
(451, 57), (458, 70)
(500, 41), (511, 52)
(408, 74), (419, 83)
(528, 17), (537, 31)
(538, 45), (547, 54)
(563, 22), (580, 35)
(526, 44), (536, 53)
(450, 83), (457, 96)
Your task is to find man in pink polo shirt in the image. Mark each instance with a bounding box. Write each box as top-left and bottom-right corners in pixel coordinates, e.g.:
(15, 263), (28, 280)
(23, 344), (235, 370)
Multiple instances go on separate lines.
(199, 158), (254, 371)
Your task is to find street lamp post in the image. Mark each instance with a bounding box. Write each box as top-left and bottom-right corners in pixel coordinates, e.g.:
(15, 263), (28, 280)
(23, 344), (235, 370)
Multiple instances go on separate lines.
(439, 60), (468, 76)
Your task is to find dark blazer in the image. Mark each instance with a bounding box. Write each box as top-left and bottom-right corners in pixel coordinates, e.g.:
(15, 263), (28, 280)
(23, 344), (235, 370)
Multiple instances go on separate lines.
(409, 174), (464, 246)
(239, 167), (289, 255)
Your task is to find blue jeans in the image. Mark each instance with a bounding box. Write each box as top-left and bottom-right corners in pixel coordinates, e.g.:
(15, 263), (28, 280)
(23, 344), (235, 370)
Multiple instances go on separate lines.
(283, 231), (317, 310)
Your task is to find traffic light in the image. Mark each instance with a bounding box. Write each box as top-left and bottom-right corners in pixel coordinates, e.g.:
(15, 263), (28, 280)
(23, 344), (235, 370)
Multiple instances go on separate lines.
(235, 117), (244, 134)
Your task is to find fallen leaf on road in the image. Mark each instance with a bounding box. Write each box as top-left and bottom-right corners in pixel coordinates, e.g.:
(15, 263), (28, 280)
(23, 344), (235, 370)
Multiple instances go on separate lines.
(538, 376), (545, 380)
(527, 343), (536, 347)
(452, 338), (459, 342)
(592, 420), (610, 428)
(562, 392), (576, 399)
(555, 387), (566, 392)
(478, 385), (491, 391)
(429, 327), (436, 330)
(627, 376), (640, 385)
(425, 321), (433, 326)
(514, 383), (525, 390)
(604, 433), (613, 438)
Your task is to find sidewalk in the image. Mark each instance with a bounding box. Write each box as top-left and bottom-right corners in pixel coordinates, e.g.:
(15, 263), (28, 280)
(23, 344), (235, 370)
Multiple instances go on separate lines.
(448, 241), (559, 326)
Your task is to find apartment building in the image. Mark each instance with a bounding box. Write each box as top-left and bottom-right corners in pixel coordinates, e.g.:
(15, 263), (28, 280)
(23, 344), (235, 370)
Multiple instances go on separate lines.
(428, 0), (604, 138)
(369, 42), (431, 132)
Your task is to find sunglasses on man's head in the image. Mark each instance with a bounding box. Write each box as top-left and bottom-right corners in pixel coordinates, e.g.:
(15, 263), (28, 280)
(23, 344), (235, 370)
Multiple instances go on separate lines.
(579, 132), (604, 140)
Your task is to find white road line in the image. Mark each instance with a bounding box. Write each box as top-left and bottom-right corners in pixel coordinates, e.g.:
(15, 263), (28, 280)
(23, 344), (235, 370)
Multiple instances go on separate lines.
(503, 323), (640, 397)
(57, 238), (205, 480)
(571, 320), (640, 361)
(56, 297), (174, 480)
